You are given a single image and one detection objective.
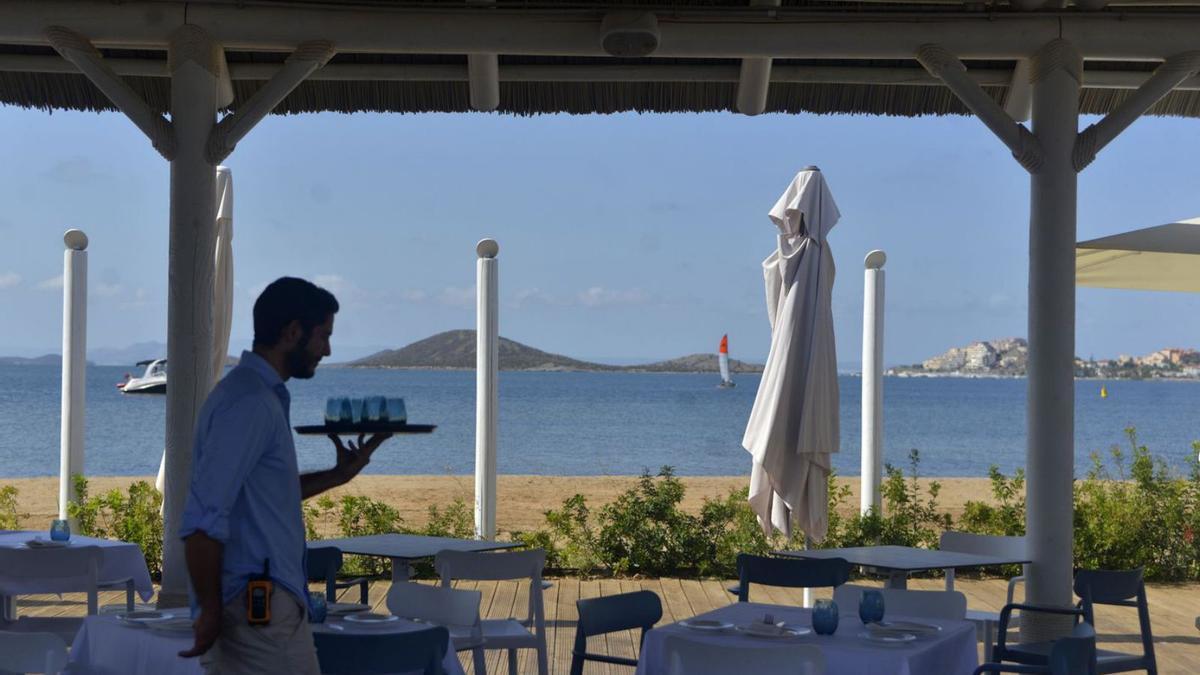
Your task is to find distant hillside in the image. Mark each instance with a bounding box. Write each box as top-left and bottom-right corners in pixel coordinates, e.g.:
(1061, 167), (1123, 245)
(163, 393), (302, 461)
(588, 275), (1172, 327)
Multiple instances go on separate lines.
(346, 330), (763, 373)
(0, 354), (67, 366)
(630, 353), (763, 374)
(349, 330), (619, 371)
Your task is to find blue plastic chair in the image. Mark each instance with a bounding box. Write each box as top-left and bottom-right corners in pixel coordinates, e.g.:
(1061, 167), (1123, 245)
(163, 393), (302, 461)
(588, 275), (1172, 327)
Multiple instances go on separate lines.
(307, 546), (370, 605)
(313, 625), (449, 675)
(570, 590), (663, 675)
(974, 622), (1097, 675)
(734, 554), (850, 603)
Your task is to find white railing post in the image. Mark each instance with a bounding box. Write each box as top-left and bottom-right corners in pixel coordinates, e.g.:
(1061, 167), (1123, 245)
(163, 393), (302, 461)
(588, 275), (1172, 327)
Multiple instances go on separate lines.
(860, 250), (886, 516)
(475, 239), (499, 540)
(58, 229), (88, 522)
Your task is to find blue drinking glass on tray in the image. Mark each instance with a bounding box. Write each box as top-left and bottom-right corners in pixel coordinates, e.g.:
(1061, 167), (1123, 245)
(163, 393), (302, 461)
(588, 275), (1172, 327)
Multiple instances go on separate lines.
(349, 398), (365, 424)
(812, 599), (839, 635)
(365, 396), (387, 422)
(859, 589), (885, 624)
(385, 398), (407, 424)
(338, 398), (354, 424)
(325, 398), (343, 425)
(50, 518), (71, 542)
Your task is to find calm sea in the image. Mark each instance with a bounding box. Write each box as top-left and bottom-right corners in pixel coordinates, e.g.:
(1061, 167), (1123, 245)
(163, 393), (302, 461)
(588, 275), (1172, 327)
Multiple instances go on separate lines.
(0, 364), (1197, 478)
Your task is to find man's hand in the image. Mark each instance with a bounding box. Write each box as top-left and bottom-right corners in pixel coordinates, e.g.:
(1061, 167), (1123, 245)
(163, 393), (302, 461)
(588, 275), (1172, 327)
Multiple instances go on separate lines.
(179, 604), (221, 658)
(330, 432), (392, 483)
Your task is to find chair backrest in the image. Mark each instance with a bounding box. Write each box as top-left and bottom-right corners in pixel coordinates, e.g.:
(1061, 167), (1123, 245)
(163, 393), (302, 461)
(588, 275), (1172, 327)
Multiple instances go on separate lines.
(833, 584), (967, 620)
(736, 554), (849, 602)
(572, 590), (663, 673)
(663, 634), (825, 675)
(0, 630), (70, 674)
(307, 546), (343, 600)
(939, 531), (1028, 594)
(1074, 567), (1155, 670)
(0, 546), (102, 614)
(436, 549), (546, 629)
(1049, 622), (1098, 675)
(386, 582), (483, 630)
(313, 626), (449, 675)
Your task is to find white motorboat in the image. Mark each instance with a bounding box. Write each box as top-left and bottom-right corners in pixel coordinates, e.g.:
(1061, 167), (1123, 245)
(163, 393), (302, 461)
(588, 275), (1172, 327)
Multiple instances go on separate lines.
(118, 359), (167, 394)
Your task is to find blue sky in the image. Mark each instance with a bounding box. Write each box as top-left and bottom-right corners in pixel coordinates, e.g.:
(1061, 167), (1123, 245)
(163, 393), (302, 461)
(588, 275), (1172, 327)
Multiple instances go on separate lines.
(0, 105), (1197, 365)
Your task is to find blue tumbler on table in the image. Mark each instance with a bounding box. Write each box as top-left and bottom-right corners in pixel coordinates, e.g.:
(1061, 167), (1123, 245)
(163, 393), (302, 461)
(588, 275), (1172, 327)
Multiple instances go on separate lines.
(50, 519), (71, 542)
(308, 591), (327, 623)
(859, 589), (886, 624)
(812, 599), (839, 635)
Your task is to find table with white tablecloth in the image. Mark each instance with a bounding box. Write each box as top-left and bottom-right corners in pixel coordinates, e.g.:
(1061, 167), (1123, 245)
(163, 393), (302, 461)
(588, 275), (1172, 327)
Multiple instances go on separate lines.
(635, 602), (978, 675)
(69, 614), (467, 675)
(0, 530), (155, 619)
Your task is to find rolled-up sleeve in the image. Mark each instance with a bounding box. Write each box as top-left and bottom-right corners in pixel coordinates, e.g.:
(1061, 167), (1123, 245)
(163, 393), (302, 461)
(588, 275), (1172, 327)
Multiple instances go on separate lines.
(179, 397), (271, 543)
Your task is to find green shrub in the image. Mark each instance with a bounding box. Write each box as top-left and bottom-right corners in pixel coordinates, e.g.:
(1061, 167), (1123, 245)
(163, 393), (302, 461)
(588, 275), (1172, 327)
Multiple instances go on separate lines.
(69, 476), (164, 579)
(0, 484), (24, 530)
(822, 450), (952, 551)
(596, 467), (710, 576)
(960, 466), (1026, 537)
(424, 499), (474, 539)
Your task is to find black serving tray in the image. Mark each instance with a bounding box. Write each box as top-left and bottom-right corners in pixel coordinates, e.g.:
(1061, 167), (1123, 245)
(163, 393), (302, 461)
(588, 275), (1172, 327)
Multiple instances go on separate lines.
(294, 422), (436, 436)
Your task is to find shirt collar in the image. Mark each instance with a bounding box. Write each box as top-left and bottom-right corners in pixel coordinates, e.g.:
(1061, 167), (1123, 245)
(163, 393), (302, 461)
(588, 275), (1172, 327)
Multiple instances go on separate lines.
(239, 350), (286, 390)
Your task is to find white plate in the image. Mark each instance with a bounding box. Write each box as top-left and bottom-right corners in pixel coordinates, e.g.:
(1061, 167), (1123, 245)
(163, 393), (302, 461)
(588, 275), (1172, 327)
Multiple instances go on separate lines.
(859, 629), (917, 644)
(24, 538), (69, 548)
(327, 602), (372, 616)
(735, 623), (810, 639)
(876, 620), (942, 636)
(146, 618), (194, 634)
(680, 619), (733, 632)
(343, 613), (399, 625)
(118, 610), (174, 624)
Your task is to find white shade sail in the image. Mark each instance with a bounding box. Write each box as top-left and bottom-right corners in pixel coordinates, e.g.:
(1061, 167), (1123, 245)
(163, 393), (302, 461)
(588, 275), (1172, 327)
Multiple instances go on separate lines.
(1076, 218), (1200, 293)
(743, 167), (841, 541)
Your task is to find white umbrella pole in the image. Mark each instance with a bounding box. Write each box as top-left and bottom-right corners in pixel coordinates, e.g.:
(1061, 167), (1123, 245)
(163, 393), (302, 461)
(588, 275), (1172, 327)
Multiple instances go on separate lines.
(860, 250), (886, 516)
(474, 239), (500, 540)
(58, 230), (88, 521)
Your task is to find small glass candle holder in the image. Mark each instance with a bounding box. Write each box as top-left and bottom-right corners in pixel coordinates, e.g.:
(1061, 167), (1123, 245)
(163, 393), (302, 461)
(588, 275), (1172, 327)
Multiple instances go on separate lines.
(307, 591), (327, 624)
(858, 589), (885, 625)
(50, 519), (71, 542)
(365, 396), (387, 422)
(812, 599), (839, 635)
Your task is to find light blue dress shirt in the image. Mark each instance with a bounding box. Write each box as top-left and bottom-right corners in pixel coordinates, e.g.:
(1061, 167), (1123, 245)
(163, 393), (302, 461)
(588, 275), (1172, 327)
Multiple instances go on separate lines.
(180, 350), (308, 607)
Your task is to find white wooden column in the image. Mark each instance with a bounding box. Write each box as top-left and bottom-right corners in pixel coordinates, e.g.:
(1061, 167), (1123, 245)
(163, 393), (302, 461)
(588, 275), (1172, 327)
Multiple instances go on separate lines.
(475, 239), (499, 540)
(860, 250), (886, 516)
(58, 229), (88, 521)
(1023, 38), (1082, 640)
(160, 25), (221, 606)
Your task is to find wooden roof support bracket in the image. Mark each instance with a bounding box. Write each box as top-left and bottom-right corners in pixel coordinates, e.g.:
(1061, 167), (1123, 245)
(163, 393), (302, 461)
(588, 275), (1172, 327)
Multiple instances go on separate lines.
(917, 43), (1043, 173)
(206, 40), (336, 164)
(1073, 50), (1200, 171)
(43, 25), (176, 160)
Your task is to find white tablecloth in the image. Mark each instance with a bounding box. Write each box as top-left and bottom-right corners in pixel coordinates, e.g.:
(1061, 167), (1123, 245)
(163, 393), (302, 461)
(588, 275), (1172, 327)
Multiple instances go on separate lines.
(69, 615), (466, 675)
(635, 602), (979, 675)
(0, 530), (155, 601)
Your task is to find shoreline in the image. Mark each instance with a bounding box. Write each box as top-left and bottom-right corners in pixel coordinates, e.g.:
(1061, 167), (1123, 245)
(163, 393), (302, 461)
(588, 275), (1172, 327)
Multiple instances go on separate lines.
(2, 475), (994, 533)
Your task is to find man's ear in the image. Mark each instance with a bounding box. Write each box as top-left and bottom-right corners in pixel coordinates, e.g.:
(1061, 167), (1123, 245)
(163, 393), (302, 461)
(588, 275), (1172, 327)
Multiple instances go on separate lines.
(281, 319), (304, 348)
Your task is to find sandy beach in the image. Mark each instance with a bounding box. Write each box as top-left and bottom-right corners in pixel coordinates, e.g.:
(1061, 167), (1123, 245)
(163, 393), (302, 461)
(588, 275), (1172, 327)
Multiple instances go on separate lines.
(3, 475), (995, 533)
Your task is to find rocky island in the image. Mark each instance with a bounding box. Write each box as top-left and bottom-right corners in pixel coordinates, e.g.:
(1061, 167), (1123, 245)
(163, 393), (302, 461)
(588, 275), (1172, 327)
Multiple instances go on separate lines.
(344, 330), (764, 373)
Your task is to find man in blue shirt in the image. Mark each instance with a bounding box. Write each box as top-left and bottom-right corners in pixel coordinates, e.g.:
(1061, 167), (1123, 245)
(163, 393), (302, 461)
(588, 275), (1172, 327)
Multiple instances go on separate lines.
(178, 277), (390, 673)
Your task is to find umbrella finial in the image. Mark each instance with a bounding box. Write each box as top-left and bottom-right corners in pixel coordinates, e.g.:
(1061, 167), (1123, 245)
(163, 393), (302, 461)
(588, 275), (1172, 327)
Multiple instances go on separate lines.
(476, 238), (499, 259)
(801, 165), (820, 172)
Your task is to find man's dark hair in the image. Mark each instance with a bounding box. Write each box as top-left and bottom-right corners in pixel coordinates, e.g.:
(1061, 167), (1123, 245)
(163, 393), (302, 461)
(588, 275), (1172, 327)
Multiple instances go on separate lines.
(252, 277), (339, 348)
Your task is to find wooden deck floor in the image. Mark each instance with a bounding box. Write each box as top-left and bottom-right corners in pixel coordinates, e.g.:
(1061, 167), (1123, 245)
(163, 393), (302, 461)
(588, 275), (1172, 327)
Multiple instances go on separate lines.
(14, 578), (1200, 674)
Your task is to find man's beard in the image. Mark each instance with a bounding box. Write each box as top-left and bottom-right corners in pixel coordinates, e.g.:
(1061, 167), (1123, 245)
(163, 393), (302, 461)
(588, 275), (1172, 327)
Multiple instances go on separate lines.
(286, 333), (320, 379)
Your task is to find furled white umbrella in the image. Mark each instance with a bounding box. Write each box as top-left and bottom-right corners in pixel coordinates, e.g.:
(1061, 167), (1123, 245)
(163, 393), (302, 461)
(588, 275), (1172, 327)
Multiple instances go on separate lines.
(743, 166), (841, 541)
(156, 167), (235, 496)
(1076, 217), (1200, 292)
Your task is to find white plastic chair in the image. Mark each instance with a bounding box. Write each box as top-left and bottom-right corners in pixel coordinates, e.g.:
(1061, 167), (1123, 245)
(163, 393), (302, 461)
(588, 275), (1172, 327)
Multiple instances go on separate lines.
(939, 531), (1027, 659)
(663, 633), (825, 675)
(435, 549), (548, 675)
(0, 630), (69, 674)
(833, 584), (967, 620)
(386, 581), (487, 674)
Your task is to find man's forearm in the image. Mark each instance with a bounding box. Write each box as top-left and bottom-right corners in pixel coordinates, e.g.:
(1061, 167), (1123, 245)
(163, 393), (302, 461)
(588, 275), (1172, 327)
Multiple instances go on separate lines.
(300, 468), (348, 500)
(184, 532), (224, 614)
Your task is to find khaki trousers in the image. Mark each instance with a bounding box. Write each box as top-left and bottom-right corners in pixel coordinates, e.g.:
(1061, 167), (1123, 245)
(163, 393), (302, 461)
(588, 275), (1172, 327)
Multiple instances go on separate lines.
(200, 588), (320, 675)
